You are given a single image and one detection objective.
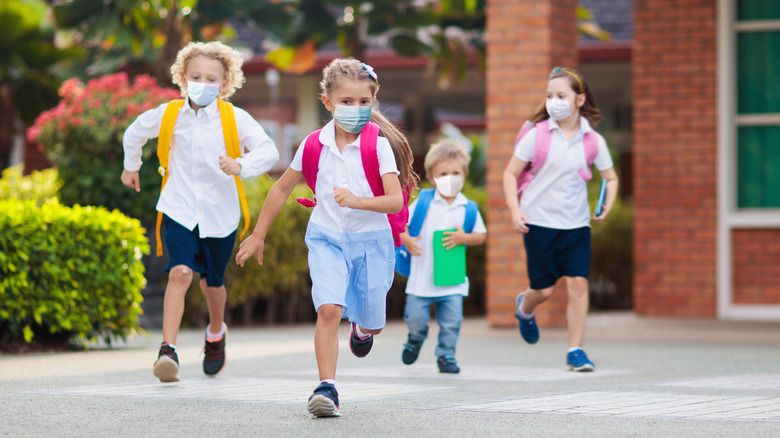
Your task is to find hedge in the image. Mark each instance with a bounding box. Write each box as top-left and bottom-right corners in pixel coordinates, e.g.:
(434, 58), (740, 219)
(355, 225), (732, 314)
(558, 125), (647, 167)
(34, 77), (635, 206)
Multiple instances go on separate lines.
(0, 200), (148, 345)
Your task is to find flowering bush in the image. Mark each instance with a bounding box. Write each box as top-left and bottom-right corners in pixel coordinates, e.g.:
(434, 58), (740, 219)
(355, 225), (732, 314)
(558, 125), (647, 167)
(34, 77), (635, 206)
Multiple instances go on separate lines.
(27, 73), (180, 222)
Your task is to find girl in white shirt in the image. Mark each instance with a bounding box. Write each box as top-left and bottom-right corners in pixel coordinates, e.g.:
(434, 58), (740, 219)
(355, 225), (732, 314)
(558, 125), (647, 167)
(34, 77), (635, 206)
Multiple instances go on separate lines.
(502, 67), (619, 372)
(236, 58), (418, 417)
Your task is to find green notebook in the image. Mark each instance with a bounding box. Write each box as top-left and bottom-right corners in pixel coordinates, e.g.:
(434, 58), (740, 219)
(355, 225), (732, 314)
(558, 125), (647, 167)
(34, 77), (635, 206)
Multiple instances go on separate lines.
(433, 228), (467, 286)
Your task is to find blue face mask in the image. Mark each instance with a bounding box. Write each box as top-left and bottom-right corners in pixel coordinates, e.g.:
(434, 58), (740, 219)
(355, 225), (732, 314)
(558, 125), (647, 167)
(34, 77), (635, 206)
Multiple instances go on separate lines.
(333, 104), (372, 133)
(187, 82), (221, 107)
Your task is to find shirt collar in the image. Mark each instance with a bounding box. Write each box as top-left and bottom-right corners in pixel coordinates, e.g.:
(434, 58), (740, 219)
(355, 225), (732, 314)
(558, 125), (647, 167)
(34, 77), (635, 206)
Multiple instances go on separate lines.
(432, 189), (468, 206)
(182, 97), (221, 120)
(319, 119), (363, 152)
(546, 116), (593, 134)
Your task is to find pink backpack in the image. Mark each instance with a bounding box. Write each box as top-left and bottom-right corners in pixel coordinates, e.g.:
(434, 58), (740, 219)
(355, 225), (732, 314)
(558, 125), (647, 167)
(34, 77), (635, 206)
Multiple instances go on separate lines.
(515, 119), (599, 194)
(295, 121), (410, 247)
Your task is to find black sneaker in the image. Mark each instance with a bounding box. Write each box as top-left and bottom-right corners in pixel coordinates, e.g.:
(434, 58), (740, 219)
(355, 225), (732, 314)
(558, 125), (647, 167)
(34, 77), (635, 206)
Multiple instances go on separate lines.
(437, 356), (460, 374)
(153, 342), (179, 382)
(349, 322), (373, 358)
(402, 337), (423, 365)
(307, 382), (341, 417)
(203, 326), (226, 376)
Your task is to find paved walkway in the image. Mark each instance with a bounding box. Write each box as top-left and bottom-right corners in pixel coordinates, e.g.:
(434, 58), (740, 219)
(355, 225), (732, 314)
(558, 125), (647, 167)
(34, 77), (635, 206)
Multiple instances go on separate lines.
(1, 312), (779, 437)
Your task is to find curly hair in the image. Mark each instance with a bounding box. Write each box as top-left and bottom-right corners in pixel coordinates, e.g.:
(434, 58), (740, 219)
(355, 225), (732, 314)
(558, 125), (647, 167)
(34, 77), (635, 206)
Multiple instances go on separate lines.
(170, 41), (245, 100)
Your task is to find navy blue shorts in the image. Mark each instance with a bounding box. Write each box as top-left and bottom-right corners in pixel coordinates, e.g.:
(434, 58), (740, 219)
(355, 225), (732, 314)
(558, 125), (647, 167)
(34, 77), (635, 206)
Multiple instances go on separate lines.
(523, 224), (590, 290)
(163, 215), (237, 288)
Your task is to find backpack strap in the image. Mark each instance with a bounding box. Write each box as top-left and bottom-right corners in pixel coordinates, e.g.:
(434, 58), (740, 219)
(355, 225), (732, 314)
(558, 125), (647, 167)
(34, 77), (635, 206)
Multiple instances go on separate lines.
(218, 100), (251, 242)
(577, 131), (599, 181)
(463, 200), (478, 234)
(295, 130), (324, 207)
(155, 99), (185, 257)
(408, 189), (436, 237)
(516, 120), (552, 194)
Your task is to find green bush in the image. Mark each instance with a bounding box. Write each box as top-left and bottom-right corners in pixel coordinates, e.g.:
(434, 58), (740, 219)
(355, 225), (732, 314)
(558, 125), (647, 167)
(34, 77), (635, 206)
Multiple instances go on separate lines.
(0, 200), (148, 346)
(185, 176), (314, 325)
(0, 164), (60, 204)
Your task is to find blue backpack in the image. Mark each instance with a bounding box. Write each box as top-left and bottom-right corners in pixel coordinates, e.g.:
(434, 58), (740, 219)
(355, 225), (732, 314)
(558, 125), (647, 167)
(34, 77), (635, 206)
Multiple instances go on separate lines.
(394, 188), (479, 277)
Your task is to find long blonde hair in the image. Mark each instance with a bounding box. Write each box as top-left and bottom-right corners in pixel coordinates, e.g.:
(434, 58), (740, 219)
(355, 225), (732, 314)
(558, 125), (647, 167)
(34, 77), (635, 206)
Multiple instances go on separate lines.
(319, 58), (419, 193)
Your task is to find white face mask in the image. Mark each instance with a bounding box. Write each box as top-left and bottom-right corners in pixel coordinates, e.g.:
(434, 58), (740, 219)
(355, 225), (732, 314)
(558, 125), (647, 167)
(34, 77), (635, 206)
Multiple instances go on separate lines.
(434, 175), (465, 198)
(546, 98), (572, 121)
(187, 82), (221, 107)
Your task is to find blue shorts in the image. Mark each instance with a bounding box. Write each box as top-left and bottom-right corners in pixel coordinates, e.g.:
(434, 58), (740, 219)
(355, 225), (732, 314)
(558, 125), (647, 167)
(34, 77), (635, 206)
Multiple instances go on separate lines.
(163, 215), (237, 288)
(304, 222), (394, 330)
(523, 224), (590, 290)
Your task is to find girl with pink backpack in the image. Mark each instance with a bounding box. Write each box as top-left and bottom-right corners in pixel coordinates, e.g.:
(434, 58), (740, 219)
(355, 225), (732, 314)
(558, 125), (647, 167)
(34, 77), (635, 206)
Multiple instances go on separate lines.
(235, 58), (417, 418)
(502, 67), (619, 372)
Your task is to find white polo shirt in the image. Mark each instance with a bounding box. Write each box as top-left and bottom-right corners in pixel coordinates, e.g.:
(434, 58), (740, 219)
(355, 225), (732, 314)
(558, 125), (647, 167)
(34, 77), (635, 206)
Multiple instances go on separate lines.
(123, 98), (280, 238)
(290, 120), (399, 234)
(513, 117), (613, 230)
(405, 191), (487, 298)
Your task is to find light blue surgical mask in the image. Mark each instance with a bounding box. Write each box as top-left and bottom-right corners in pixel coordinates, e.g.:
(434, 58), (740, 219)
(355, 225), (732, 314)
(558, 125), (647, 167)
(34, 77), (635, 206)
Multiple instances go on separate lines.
(333, 104), (372, 133)
(187, 82), (221, 107)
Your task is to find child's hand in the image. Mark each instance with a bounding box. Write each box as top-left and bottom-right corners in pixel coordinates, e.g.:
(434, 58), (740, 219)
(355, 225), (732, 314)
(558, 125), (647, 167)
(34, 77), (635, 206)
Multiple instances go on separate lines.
(592, 208), (609, 225)
(219, 155), (242, 176)
(121, 170), (140, 192)
(510, 207), (529, 234)
(404, 235), (423, 256)
(236, 234), (265, 267)
(333, 187), (360, 209)
(442, 227), (467, 250)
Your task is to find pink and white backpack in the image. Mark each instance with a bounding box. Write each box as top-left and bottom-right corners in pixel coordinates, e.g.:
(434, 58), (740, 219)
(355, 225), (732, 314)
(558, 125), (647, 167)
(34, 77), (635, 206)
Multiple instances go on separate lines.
(515, 119), (599, 194)
(295, 121), (410, 247)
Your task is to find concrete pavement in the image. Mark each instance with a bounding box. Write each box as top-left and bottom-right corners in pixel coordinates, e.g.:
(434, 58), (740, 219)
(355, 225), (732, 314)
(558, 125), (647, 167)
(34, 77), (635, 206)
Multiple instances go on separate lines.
(1, 312), (779, 437)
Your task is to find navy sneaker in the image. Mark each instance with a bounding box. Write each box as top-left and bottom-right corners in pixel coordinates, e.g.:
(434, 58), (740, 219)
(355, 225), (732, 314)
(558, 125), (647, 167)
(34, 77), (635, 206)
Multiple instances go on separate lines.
(402, 337), (423, 365)
(349, 322), (373, 358)
(307, 382), (341, 417)
(437, 356), (460, 374)
(203, 325), (226, 376)
(153, 342), (179, 383)
(567, 349), (595, 372)
(515, 293), (540, 344)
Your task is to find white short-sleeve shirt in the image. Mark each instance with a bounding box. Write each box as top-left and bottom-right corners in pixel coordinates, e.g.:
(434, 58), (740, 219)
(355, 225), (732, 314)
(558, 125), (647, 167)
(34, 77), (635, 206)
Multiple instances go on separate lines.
(513, 117), (613, 229)
(405, 191), (487, 298)
(290, 120), (400, 233)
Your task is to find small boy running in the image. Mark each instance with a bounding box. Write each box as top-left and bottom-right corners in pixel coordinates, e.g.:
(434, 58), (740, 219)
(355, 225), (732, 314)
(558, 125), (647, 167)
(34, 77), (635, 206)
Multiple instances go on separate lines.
(400, 139), (487, 373)
(121, 41), (279, 382)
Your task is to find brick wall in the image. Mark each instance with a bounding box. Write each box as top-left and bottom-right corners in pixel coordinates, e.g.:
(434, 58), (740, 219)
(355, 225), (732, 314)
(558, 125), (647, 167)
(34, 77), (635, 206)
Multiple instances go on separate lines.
(485, 0), (579, 327)
(732, 229), (780, 305)
(633, 0), (718, 316)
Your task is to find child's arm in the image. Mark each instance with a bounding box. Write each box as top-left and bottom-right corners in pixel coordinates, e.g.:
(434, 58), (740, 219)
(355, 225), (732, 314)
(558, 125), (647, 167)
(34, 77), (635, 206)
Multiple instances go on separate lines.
(592, 167), (619, 224)
(503, 156), (530, 233)
(236, 167), (303, 266)
(229, 109), (281, 177)
(442, 229), (487, 250)
(400, 229), (423, 256)
(120, 105), (166, 192)
(332, 172), (404, 214)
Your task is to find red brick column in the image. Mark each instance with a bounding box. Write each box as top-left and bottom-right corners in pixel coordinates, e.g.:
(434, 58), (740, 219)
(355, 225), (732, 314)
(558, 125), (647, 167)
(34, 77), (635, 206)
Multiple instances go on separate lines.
(485, 0), (579, 327)
(633, 1), (717, 316)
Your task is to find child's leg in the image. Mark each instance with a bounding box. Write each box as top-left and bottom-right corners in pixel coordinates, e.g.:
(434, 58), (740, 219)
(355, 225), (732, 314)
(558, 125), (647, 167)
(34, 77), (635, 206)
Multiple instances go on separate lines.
(404, 295), (432, 342)
(518, 286), (554, 315)
(162, 265), (193, 345)
(433, 295), (463, 359)
(565, 276), (589, 348)
(200, 278), (226, 335)
(314, 304), (343, 381)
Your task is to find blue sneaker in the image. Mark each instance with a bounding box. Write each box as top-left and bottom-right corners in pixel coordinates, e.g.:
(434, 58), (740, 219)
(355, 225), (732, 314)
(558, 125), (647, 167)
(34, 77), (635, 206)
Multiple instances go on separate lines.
(307, 382), (341, 417)
(567, 349), (595, 372)
(514, 293), (539, 344)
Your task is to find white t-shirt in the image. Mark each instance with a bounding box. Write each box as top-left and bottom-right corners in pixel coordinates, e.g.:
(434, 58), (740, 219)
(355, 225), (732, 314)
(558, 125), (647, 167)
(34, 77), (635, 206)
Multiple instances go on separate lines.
(513, 117), (613, 229)
(290, 120), (400, 234)
(405, 191), (487, 298)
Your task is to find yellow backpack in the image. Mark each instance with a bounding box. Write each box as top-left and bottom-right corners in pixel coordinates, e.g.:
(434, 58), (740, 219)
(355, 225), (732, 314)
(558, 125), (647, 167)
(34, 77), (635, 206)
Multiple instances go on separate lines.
(155, 99), (250, 257)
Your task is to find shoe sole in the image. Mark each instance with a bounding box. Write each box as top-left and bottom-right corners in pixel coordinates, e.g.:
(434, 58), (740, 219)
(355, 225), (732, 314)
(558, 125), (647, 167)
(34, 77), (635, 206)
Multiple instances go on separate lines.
(568, 364), (595, 372)
(307, 395), (341, 417)
(153, 356), (180, 382)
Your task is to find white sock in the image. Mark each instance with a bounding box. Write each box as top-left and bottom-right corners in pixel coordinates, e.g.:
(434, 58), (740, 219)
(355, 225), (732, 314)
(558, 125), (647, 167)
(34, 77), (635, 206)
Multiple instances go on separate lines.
(206, 322), (226, 341)
(355, 325), (371, 339)
(321, 379), (336, 386)
(516, 297), (534, 319)
(568, 347), (583, 353)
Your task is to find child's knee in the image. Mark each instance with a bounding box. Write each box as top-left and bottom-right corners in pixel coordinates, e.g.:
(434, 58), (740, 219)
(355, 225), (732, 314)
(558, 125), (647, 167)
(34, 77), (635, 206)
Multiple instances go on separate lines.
(168, 265), (193, 286)
(317, 304), (343, 321)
